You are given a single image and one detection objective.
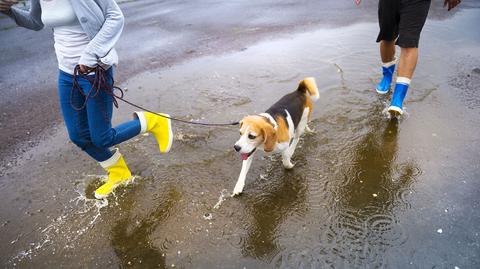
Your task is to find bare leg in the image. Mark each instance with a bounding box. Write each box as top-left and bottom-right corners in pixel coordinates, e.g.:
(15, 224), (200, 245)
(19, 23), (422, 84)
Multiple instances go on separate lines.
(376, 40), (397, 94)
(397, 47), (418, 79)
(388, 47), (417, 116)
(380, 40), (396, 63)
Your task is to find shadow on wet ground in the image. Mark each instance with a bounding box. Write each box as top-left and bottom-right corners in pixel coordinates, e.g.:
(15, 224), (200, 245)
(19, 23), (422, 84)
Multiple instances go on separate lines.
(0, 5), (480, 269)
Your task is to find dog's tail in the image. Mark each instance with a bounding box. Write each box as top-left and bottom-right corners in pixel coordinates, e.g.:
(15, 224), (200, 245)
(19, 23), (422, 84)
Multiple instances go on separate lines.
(297, 77), (319, 102)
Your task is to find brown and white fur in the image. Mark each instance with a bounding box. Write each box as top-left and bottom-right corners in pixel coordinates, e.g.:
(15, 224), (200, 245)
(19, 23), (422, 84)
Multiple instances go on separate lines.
(232, 77), (319, 196)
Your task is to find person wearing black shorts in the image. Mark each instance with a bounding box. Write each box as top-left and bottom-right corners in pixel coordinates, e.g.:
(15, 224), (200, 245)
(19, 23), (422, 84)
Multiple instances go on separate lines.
(374, 0), (461, 116)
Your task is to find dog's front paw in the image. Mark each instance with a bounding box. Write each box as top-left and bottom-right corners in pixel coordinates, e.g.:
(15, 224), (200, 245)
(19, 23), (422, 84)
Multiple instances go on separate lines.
(232, 184), (245, 197)
(283, 160), (295, 169)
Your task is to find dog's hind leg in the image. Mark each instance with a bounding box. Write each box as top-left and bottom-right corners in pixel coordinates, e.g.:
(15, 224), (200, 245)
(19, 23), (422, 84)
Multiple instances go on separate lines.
(283, 106), (310, 169)
(305, 124), (315, 134)
(282, 137), (299, 169)
(232, 153), (255, 196)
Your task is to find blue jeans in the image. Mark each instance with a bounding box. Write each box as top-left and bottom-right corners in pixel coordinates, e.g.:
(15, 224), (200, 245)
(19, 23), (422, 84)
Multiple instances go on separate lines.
(58, 69), (141, 162)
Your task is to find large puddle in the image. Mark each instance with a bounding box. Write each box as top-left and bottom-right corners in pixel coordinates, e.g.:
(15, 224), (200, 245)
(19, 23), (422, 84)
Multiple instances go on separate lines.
(1, 9), (479, 269)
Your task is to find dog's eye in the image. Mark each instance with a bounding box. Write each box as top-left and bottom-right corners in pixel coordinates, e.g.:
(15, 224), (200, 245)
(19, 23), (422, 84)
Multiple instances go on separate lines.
(248, 134), (256, 140)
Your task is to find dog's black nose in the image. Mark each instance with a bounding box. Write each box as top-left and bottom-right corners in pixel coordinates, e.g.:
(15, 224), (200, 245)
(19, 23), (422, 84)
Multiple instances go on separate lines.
(234, 145), (241, 152)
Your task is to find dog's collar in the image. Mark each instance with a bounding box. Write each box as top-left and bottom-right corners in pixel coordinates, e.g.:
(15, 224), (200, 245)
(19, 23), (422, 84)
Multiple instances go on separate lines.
(259, 113), (278, 130)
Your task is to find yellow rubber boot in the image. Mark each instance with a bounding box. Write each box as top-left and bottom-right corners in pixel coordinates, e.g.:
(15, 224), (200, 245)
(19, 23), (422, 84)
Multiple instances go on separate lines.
(134, 111), (173, 153)
(94, 149), (133, 199)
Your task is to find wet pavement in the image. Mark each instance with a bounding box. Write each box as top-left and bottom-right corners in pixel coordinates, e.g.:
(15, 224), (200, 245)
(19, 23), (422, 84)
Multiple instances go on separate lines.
(0, 0), (470, 162)
(1, 1), (480, 269)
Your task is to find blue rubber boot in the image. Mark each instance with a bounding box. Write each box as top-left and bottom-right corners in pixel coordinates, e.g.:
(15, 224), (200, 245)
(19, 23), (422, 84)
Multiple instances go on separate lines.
(376, 64), (396, 94)
(388, 81), (409, 116)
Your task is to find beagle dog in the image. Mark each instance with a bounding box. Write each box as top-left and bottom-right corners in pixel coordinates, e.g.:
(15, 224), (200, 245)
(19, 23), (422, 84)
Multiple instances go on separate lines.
(232, 77), (319, 195)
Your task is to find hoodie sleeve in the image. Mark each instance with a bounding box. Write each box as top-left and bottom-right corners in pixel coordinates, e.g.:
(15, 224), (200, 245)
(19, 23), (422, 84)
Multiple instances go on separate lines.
(78, 0), (124, 67)
(2, 0), (44, 31)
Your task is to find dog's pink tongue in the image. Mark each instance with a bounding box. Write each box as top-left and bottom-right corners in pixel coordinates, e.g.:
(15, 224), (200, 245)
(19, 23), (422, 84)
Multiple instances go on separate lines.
(241, 153), (249, 160)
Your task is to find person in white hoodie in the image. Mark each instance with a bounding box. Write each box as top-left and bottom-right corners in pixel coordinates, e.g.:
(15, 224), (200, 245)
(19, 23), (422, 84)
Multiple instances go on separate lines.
(1, 0), (174, 199)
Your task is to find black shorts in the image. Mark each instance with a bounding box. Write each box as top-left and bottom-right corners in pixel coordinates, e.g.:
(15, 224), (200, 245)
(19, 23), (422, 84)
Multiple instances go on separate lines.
(376, 0), (431, 48)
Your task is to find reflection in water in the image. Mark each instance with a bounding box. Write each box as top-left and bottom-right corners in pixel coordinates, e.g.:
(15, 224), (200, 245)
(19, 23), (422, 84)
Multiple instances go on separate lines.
(110, 188), (181, 268)
(344, 116), (406, 208)
(323, 107), (421, 267)
(241, 165), (308, 262)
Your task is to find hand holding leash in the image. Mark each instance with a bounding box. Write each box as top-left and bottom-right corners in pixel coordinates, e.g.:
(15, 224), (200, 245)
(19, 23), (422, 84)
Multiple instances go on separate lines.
(79, 64), (95, 75)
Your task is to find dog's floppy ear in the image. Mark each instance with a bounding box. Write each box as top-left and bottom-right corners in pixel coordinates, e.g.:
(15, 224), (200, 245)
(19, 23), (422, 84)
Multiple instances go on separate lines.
(262, 124), (277, 152)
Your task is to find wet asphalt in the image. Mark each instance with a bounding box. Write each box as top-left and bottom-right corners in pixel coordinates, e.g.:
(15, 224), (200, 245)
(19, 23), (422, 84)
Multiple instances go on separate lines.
(0, 0), (470, 163)
(1, 0), (480, 268)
